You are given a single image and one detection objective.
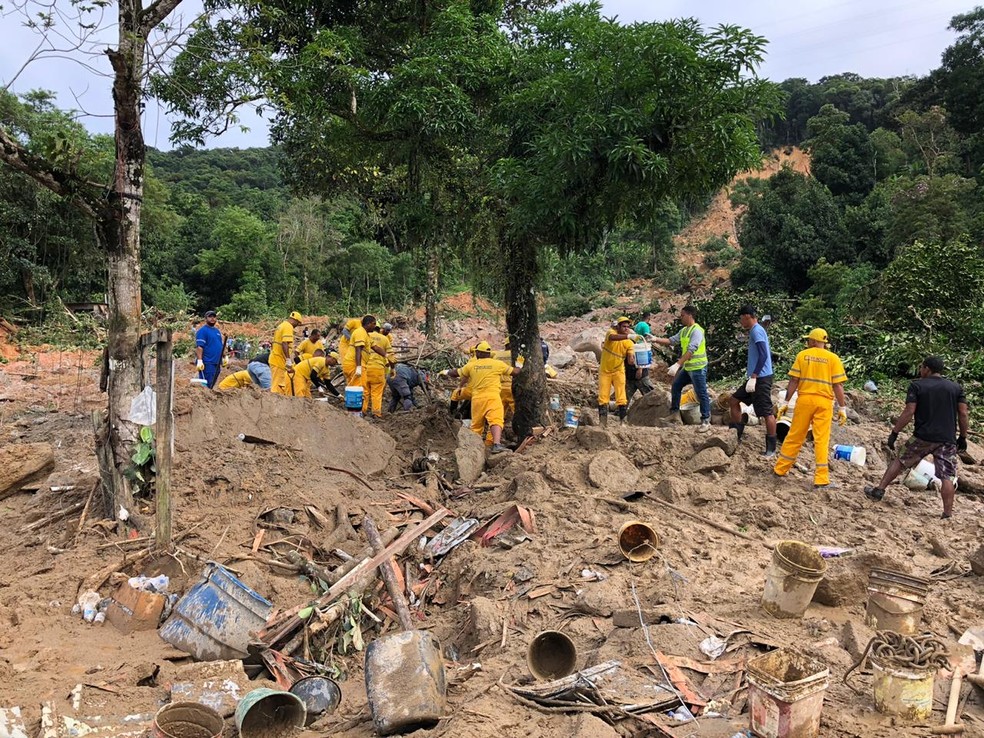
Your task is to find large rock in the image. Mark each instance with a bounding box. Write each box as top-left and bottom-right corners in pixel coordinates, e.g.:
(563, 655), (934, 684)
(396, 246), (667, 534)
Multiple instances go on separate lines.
(625, 390), (675, 427)
(454, 426), (486, 484)
(0, 443), (55, 500)
(587, 450), (640, 490)
(549, 347), (576, 369)
(654, 477), (690, 503)
(695, 432), (739, 457)
(575, 426), (611, 451)
(569, 329), (603, 361)
(840, 620), (876, 661)
(687, 447), (731, 474)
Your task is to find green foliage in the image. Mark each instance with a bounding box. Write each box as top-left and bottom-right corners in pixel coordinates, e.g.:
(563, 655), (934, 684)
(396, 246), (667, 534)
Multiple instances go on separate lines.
(733, 168), (851, 292)
(728, 177), (767, 208)
(806, 104), (876, 205)
(699, 236), (738, 269)
(125, 426), (156, 496)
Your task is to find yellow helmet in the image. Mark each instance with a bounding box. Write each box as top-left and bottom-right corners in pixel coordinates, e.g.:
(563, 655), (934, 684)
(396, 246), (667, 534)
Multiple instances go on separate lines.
(615, 316), (631, 325)
(802, 328), (829, 343)
(474, 340), (493, 353)
(289, 310), (303, 321)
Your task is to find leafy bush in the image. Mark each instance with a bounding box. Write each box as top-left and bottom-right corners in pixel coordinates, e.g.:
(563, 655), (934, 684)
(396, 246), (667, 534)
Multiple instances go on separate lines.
(542, 293), (593, 321)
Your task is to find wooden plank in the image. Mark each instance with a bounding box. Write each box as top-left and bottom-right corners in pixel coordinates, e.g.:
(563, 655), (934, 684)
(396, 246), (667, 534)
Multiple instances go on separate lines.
(154, 330), (174, 550)
(260, 508), (449, 646)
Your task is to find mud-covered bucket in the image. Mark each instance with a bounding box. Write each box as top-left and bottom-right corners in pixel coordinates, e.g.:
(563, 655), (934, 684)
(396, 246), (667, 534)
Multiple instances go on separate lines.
(527, 630), (577, 681)
(865, 569), (930, 634)
(680, 402), (700, 425)
(617, 521), (660, 563)
(289, 676), (341, 725)
(564, 407), (580, 428)
(762, 541), (827, 619)
(235, 688), (306, 738)
(903, 458), (941, 491)
(870, 655), (934, 721)
(365, 629), (446, 736)
(747, 649), (829, 738)
(153, 702), (224, 738)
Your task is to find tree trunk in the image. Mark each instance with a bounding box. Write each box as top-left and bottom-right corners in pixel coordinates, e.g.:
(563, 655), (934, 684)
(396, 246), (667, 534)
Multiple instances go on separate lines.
(504, 235), (546, 440)
(97, 7), (150, 522)
(424, 243), (439, 339)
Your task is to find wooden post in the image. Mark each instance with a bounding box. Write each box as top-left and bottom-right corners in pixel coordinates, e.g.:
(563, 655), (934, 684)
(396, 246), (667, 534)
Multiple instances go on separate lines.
(154, 329), (174, 550)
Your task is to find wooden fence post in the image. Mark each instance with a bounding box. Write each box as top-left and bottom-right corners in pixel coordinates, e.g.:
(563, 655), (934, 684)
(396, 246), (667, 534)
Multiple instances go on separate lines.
(153, 329), (174, 550)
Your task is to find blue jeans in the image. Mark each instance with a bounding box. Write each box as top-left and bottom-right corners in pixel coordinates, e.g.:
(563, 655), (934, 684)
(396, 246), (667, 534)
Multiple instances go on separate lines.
(247, 362), (272, 389)
(670, 366), (710, 421)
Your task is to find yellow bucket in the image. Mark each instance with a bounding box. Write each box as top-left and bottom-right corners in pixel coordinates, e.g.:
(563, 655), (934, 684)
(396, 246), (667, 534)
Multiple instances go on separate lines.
(680, 387), (697, 406)
(871, 655), (934, 721)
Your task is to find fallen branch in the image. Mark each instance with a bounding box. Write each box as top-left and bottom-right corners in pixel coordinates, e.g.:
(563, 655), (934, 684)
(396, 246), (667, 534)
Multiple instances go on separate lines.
(323, 465), (375, 491)
(645, 495), (766, 546)
(260, 508), (449, 647)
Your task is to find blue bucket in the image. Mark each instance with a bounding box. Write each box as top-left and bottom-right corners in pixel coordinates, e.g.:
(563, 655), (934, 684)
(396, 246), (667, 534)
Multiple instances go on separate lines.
(345, 385), (364, 411)
(564, 407), (579, 428)
(159, 563), (273, 661)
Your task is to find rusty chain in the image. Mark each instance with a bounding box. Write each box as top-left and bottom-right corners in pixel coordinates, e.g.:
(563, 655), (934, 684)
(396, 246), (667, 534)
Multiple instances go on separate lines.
(844, 631), (949, 694)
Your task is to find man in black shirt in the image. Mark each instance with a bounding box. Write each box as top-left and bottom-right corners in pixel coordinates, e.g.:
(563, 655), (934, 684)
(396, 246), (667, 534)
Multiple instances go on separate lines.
(864, 356), (969, 518)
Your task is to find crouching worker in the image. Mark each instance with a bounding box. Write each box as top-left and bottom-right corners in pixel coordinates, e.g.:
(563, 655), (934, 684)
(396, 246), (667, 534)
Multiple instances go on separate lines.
(291, 354), (338, 398)
(388, 363), (427, 412)
(217, 370), (255, 391)
(441, 341), (520, 454)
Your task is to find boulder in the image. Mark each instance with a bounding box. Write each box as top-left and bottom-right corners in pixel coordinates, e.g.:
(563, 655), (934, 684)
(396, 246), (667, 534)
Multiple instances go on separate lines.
(587, 450), (640, 490)
(454, 427), (486, 484)
(653, 477), (689, 503)
(549, 347), (577, 369)
(625, 390), (675, 427)
(840, 619), (875, 661)
(575, 426), (611, 451)
(959, 438), (984, 465)
(0, 443), (55, 501)
(510, 471), (550, 503)
(687, 447), (731, 475)
(694, 432), (739, 458)
(570, 329), (603, 361)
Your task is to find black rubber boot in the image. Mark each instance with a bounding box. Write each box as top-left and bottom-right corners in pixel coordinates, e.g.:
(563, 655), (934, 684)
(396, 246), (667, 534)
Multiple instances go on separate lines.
(729, 422), (745, 441)
(599, 404), (609, 428)
(761, 435), (777, 458)
(617, 405), (627, 424)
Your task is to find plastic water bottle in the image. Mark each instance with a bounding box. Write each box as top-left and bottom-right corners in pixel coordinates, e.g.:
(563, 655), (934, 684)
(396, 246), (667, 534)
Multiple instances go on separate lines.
(128, 574), (169, 593)
(77, 590), (100, 622)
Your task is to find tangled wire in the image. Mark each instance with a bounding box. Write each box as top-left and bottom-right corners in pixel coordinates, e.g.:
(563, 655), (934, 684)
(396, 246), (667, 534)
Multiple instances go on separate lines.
(844, 631), (950, 694)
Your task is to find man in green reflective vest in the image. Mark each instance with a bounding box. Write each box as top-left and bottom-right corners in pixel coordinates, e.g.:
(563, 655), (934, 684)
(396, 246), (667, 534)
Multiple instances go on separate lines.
(653, 305), (711, 431)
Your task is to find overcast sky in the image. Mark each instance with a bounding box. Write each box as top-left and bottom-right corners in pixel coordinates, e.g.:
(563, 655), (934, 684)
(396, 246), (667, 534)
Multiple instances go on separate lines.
(0, 0), (974, 150)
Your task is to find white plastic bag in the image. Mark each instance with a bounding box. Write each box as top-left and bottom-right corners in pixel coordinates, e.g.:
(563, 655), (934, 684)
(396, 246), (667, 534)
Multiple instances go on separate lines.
(126, 385), (157, 425)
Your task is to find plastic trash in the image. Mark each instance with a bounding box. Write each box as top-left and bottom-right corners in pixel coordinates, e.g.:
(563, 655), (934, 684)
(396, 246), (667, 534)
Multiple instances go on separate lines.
(128, 575), (169, 593)
(864, 380), (878, 393)
(77, 590), (101, 622)
(126, 385), (157, 425)
(699, 635), (728, 660)
(817, 546), (854, 558)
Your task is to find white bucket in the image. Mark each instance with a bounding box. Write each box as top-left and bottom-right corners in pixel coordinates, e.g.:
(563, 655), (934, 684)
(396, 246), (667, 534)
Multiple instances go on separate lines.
(740, 403), (759, 426)
(904, 459), (940, 491)
(633, 343), (652, 369)
(833, 444), (866, 466)
(679, 402), (700, 425)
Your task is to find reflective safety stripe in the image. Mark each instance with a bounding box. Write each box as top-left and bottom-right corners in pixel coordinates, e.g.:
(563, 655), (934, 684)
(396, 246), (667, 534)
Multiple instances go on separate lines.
(681, 323), (708, 371)
(816, 463), (828, 467)
(778, 452), (796, 461)
(799, 377), (833, 386)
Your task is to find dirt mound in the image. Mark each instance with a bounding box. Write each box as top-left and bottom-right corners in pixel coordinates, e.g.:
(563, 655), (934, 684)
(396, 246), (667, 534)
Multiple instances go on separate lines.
(174, 384), (395, 476)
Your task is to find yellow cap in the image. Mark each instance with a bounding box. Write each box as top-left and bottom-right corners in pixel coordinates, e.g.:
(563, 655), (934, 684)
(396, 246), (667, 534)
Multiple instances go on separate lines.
(474, 340), (492, 353)
(803, 328), (829, 343)
(330, 351), (340, 361)
(289, 311), (302, 321)
(615, 316), (631, 325)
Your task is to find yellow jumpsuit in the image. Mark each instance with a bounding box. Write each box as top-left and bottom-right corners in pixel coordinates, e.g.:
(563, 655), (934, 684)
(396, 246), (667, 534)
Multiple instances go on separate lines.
(296, 337), (325, 362)
(598, 330), (634, 407)
(343, 325), (369, 388)
(459, 358), (514, 442)
(494, 350), (516, 417)
(773, 347), (847, 486)
(363, 332), (393, 417)
(269, 320), (295, 395)
(217, 370), (253, 390)
(291, 357), (333, 398)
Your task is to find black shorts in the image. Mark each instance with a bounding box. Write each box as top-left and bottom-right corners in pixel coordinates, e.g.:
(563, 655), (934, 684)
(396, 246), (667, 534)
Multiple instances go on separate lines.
(732, 374), (774, 418)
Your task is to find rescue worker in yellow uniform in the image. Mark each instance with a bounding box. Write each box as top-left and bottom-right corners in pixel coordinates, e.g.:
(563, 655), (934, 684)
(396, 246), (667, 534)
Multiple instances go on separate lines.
(217, 370), (255, 391)
(270, 311), (302, 395)
(338, 318), (361, 361)
(443, 341), (520, 453)
(291, 355), (338, 398)
(773, 328), (849, 489)
(449, 347), (477, 418)
(598, 317), (637, 427)
(343, 315), (375, 388)
(295, 329), (325, 362)
(363, 324), (395, 417)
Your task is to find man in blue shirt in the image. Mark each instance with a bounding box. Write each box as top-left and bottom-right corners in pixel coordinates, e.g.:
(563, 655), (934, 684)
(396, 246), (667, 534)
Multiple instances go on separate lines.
(729, 305), (778, 456)
(195, 310), (225, 389)
(387, 363), (428, 412)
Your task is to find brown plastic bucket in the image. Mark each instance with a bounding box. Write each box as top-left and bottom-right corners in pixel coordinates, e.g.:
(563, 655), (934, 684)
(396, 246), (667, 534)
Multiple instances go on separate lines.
(617, 521), (660, 562)
(527, 630), (577, 681)
(865, 569), (929, 635)
(153, 703), (224, 738)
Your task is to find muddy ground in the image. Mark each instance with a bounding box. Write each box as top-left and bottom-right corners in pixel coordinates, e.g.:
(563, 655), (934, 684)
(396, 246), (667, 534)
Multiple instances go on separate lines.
(1, 313), (983, 738)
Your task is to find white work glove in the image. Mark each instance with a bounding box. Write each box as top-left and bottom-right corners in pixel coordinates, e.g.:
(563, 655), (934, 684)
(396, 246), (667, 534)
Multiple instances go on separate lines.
(222, 355), (229, 367)
(667, 362), (680, 377)
(355, 366), (363, 378)
(745, 376), (757, 393)
(196, 359), (205, 372)
(438, 369), (451, 378)
(286, 357), (294, 369)
(317, 386), (325, 395)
